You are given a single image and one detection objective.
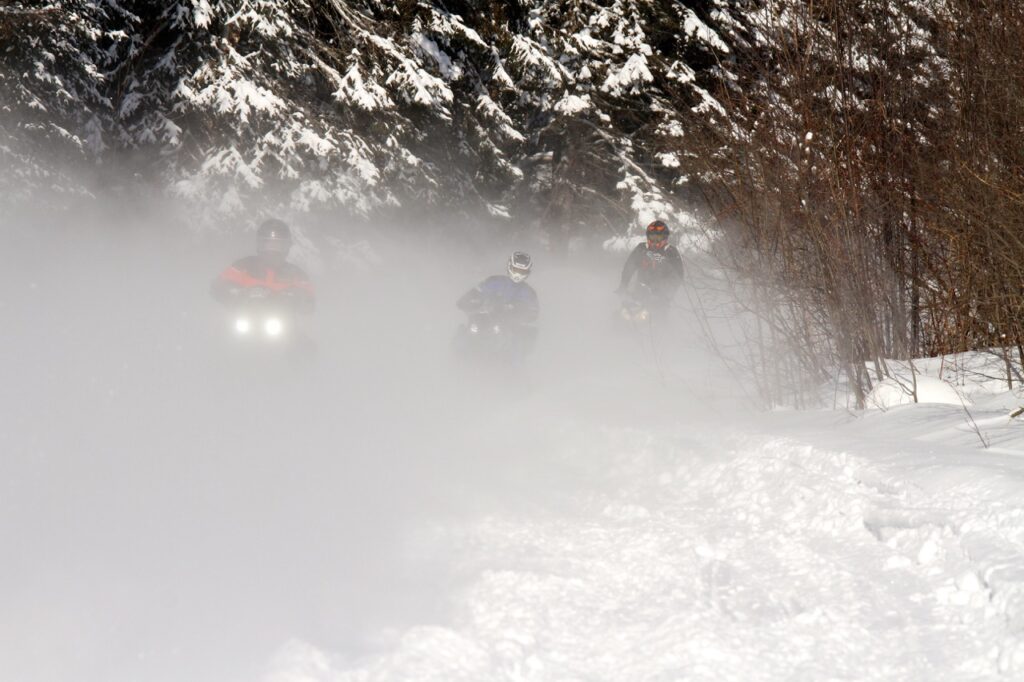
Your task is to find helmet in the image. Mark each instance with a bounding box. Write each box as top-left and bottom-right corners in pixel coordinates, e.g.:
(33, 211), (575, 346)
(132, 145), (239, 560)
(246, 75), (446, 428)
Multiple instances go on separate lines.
(646, 220), (670, 250)
(257, 218), (292, 260)
(508, 251), (532, 283)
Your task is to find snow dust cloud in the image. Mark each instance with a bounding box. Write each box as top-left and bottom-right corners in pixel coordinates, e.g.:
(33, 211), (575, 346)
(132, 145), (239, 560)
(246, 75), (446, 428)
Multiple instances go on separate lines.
(0, 200), (737, 682)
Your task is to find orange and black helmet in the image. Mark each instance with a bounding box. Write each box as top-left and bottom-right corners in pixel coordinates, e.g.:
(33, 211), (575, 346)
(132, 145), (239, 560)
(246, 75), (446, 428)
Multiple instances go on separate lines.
(646, 220), (670, 248)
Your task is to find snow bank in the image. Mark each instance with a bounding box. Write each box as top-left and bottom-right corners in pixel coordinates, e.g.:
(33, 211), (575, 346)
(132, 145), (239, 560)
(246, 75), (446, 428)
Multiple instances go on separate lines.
(836, 351), (1023, 412)
(866, 375), (969, 409)
(266, 421), (1024, 681)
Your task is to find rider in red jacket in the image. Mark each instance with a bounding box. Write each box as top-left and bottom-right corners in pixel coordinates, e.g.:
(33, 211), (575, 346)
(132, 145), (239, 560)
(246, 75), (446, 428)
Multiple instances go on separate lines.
(210, 218), (315, 313)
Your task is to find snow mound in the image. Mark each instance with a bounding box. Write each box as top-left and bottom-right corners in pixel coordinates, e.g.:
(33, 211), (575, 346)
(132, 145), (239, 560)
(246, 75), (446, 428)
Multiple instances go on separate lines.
(266, 429), (1024, 680)
(866, 376), (969, 409)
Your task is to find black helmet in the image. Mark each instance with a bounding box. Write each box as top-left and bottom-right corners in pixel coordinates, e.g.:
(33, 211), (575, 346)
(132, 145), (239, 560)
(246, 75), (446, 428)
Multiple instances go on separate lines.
(646, 220), (670, 249)
(257, 218), (292, 259)
(508, 251), (532, 283)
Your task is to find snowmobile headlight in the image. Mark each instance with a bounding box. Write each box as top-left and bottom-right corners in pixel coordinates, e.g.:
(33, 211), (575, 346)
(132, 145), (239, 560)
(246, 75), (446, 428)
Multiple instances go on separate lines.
(235, 317), (252, 335)
(637, 310), (649, 322)
(469, 323), (480, 334)
(264, 317), (284, 337)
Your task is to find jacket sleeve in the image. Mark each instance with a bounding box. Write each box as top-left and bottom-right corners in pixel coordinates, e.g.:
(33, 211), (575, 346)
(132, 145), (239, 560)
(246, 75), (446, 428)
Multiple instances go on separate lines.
(457, 284), (483, 312)
(520, 287), (539, 323)
(210, 263), (247, 303)
(618, 245), (644, 290)
(668, 247), (685, 282)
(502, 285), (539, 324)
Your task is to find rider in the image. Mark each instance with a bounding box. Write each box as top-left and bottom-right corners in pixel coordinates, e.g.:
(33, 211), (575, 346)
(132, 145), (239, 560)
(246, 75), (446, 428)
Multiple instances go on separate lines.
(210, 218), (315, 312)
(616, 219), (684, 305)
(457, 252), (539, 353)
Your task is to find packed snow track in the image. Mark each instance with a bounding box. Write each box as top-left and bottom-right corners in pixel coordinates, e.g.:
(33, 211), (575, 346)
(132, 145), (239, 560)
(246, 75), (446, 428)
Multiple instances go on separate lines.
(3, 226), (1024, 681)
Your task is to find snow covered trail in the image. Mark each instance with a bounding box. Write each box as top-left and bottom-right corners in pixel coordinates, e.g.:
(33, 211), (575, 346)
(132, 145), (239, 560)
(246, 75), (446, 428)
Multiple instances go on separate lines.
(269, 417), (1024, 681)
(4, 219), (1024, 682)
(264, 266), (1024, 681)
(1, 223), (721, 682)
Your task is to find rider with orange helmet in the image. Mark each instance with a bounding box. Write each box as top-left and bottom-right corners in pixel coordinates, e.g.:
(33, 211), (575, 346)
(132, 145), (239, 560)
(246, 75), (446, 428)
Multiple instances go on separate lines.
(617, 219), (684, 298)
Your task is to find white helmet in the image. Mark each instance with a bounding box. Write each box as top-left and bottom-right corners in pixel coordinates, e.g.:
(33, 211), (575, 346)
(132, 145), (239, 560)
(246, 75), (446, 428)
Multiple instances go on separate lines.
(508, 251), (532, 283)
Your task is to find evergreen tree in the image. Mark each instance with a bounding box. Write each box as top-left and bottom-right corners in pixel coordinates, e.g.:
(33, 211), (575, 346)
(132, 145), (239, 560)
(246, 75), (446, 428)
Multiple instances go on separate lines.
(0, 0), (745, 234)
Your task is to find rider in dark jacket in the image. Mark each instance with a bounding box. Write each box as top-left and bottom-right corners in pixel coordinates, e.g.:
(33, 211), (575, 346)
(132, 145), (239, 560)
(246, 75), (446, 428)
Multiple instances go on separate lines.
(617, 220), (684, 302)
(457, 251), (539, 323)
(210, 218), (315, 313)
(457, 252), (538, 358)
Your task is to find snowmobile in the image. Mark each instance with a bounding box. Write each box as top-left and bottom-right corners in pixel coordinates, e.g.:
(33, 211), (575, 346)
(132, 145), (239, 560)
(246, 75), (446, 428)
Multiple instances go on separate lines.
(616, 283), (660, 326)
(619, 293), (651, 324)
(228, 288), (289, 339)
(222, 287), (313, 360)
(453, 306), (536, 367)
